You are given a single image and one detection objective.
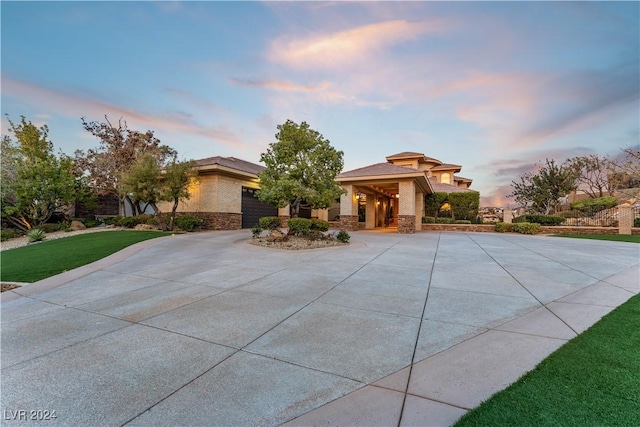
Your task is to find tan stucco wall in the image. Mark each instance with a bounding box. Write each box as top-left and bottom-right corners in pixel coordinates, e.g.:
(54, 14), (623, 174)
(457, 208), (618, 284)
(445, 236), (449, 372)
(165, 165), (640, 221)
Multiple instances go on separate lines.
(157, 173), (258, 214)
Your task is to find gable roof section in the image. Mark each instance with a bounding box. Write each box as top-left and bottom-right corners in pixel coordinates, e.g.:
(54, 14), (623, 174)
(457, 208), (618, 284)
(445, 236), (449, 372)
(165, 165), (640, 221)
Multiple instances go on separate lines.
(195, 156), (265, 177)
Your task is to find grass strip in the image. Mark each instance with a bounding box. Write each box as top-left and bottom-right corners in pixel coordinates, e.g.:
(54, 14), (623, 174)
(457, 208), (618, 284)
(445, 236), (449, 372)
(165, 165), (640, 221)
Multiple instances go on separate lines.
(455, 293), (640, 426)
(550, 234), (640, 243)
(1, 231), (171, 283)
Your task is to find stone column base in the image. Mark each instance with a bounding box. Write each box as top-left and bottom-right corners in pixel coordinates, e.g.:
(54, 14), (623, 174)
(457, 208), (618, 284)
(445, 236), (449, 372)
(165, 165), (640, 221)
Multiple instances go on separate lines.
(340, 215), (359, 231)
(398, 215), (416, 234)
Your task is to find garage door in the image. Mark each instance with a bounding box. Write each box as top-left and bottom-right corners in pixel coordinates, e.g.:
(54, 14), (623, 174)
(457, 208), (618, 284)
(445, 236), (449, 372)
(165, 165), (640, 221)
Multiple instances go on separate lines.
(241, 187), (278, 228)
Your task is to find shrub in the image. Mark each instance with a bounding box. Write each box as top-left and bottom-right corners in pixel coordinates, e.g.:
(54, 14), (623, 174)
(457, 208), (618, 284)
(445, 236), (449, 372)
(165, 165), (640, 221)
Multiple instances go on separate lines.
(116, 214), (154, 228)
(336, 230), (350, 243)
(435, 217), (455, 224)
(287, 218), (311, 236)
(495, 222), (513, 233)
(512, 222), (541, 235)
(422, 216), (436, 223)
(27, 228), (46, 242)
(570, 196), (618, 213)
(310, 219), (329, 232)
(39, 223), (61, 233)
(455, 220), (472, 224)
(175, 215), (204, 232)
(1, 229), (19, 241)
(250, 225), (263, 238)
(83, 219), (103, 228)
(514, 215), (564, 226)
(558, 210), (581, 218)
(634, 217), (640, 228)
(258, 216), (281, 230)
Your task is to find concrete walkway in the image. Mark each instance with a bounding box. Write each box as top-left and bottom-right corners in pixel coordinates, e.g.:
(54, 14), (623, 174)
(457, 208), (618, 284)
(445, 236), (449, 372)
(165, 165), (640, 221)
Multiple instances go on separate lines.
(1, 230), (638, 426)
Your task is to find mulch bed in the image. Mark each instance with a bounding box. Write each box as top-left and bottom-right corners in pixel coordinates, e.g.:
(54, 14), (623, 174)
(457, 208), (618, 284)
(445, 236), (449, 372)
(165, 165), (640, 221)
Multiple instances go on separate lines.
(247, 235), (347, 250)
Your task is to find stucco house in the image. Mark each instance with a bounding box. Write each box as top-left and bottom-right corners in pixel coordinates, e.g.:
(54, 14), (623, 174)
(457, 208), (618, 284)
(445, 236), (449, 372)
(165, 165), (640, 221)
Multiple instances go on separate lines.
(336, 152), (475, 233)
(160, 151), (476, 233)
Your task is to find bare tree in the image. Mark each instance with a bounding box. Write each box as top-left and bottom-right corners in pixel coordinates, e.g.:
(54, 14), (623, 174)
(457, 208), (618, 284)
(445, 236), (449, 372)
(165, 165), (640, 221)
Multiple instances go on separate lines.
(75, 116), (176, 216)
(565, 155), (615, 198)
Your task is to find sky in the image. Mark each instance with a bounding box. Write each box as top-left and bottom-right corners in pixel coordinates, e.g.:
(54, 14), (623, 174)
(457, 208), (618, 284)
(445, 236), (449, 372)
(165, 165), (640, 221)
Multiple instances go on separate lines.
(2, 1), (639, 207)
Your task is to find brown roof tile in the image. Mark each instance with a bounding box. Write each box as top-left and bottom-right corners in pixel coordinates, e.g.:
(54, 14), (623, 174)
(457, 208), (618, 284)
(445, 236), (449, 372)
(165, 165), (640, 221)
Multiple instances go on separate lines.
(429, 177), (477, 193)
(337, 162), (423, 178)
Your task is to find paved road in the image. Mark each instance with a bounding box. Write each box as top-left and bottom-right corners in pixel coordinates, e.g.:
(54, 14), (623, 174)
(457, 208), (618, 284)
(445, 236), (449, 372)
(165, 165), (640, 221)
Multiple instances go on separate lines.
(1, 230), (638, 426)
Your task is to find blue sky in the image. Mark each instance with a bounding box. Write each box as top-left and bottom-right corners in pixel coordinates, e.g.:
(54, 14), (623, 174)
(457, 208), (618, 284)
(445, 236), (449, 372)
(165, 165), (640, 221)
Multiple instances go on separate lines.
(2, 1), (638, 206)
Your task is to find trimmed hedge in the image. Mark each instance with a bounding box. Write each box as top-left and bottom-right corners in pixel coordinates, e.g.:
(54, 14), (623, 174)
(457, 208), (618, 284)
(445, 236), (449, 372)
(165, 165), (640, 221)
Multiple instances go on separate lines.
(425, 191), (480, 222)
(512, 222), (541, 234)
(495, 222), (540, 234)
(514, 214), (564, 226)
(287, 218), (329, 239)
(175, 215), (204, 232)
(258, 216), (281, 230)
(422, 216), (436, 224)
(495, 222), (513, 233)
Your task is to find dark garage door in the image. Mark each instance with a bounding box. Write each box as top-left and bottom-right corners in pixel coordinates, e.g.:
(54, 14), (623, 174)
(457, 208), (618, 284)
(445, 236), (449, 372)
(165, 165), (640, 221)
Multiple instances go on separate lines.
(242, 187), (277, 228)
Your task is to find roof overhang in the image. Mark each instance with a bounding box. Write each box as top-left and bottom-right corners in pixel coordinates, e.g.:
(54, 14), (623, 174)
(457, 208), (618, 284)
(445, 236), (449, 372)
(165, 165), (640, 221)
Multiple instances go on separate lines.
(337, 172), (433, 195)
(195, 164), (260, 181)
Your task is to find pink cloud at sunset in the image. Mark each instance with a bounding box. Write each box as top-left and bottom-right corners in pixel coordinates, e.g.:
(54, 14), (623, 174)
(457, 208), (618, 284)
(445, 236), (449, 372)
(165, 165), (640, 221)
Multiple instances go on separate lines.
(269, 20), (443, 70)
(2, 77), (246, 150)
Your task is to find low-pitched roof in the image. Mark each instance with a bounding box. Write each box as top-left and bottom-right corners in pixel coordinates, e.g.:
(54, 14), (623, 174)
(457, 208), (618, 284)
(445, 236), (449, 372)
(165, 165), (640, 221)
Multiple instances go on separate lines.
(195, 156), (265, 176)
(337, 162), (422, 178)
(429, 177), (477, 193)
(385, 152), (442, 165)
(431, 163), (462, 172)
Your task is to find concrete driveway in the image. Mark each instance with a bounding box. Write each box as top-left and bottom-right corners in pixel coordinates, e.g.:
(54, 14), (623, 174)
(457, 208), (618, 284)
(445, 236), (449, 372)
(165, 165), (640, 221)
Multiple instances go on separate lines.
(1, 230), (638, 426)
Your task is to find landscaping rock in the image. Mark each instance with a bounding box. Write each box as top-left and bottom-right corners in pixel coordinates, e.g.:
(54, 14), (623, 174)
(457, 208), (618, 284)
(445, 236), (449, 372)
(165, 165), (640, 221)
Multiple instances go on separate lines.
(70, 220), (86, 231)
(134, 224), (159, 231)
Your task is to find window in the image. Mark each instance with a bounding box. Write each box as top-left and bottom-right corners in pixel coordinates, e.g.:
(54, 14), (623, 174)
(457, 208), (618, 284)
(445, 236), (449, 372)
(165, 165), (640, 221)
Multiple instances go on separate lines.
(440, 173), (451, 184)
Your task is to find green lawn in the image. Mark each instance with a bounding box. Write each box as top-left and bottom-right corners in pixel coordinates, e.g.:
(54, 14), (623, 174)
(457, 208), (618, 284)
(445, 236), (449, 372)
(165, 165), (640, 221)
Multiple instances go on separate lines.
(455, 293), (640, 426)
(1, 231), (171, 283)
(551, 233), (640, 243)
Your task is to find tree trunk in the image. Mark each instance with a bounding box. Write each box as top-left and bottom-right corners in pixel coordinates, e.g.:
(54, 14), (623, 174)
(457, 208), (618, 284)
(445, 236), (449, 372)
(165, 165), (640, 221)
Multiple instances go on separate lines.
(170, 199), (179, 231)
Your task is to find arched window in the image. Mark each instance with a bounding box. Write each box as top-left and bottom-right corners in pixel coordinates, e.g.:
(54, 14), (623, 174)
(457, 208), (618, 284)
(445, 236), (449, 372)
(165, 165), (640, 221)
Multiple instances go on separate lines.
(440, 173), (451, 184)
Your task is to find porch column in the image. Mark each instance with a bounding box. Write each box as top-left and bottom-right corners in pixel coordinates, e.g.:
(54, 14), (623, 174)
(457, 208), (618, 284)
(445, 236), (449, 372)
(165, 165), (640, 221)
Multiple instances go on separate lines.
(618, 204), (632, 235)
(278, 205), (290, 228)
(312, 209), (329, 221)
(365, 195), (376, 229)
(339, 184), (359, 231)
(415, 191), (424, 231)
(398, 181), (416, 234)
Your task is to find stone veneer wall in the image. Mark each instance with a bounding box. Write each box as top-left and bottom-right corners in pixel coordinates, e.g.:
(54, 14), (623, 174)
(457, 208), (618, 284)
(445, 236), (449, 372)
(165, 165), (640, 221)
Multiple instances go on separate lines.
(398, 215), (416, 234)
(340, 215), (359, 231)
(180, 212), (242, 230)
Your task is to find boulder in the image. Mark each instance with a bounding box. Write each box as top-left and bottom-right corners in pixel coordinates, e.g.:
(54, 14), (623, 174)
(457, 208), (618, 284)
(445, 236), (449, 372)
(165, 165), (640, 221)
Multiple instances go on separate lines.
(70, 220), (86, 231)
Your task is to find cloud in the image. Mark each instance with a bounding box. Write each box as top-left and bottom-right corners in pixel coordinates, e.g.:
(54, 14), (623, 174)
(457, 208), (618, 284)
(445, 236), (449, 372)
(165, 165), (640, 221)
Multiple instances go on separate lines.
(269, 19), (443, 70)
(229, 78), (329, 93)
(2, 76), (245, 148)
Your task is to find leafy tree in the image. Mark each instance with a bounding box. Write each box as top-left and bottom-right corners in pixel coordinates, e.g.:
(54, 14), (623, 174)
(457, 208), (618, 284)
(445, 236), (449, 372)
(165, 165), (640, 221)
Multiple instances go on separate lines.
(161, 158), (197, 230)
(75, 116), (176, 216)
(508, 158), (579, 214)
(121, 154), (196, 230)
(1, 116), (81, 230)
(258, 120), (345, 217)
(565, 155), (615, 198)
